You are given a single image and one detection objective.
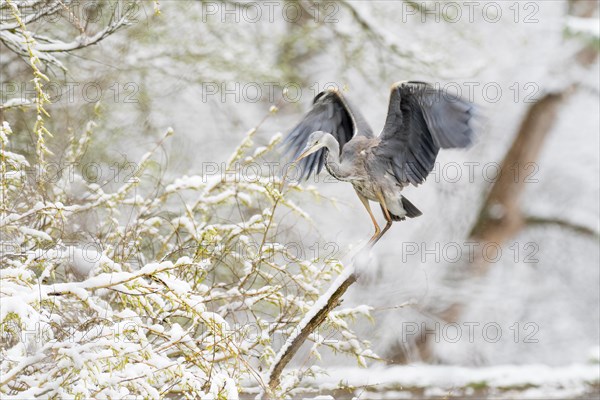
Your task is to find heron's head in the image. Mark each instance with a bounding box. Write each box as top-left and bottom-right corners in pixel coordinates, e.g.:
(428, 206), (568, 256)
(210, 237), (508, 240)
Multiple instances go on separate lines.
(295, 131), (329, 162)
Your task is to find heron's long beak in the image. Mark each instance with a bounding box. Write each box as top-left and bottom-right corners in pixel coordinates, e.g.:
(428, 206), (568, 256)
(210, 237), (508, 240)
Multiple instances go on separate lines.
(295, 143), (326, 162)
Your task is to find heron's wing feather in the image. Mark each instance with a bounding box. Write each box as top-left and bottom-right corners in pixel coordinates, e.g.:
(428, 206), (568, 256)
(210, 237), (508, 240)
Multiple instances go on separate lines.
(374, 81), (477, 186)
(282, 89), (373, 180)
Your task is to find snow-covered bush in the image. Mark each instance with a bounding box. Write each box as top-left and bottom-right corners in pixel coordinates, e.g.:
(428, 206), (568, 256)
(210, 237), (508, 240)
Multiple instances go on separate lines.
(0, 102), (375, 399)
(1, 3), (376, 397)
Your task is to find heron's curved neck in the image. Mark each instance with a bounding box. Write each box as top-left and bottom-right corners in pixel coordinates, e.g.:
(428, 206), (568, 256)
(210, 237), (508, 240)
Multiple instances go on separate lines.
(322, 135), (353, 181)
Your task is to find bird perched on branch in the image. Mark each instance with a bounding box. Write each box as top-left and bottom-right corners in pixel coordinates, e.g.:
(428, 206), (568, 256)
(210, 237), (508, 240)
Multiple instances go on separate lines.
(283, 81), (477, 245)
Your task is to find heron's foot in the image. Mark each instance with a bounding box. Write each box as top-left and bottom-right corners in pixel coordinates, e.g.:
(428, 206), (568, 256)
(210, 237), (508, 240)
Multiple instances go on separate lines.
(368, 222), (393, 246)
(367, 228), (381, 246)
(368, 235), (381, 247)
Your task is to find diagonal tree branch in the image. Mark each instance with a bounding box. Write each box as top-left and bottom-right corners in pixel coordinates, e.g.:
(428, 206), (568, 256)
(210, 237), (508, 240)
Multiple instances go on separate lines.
(264, 255), (363, 397)
(525, 215), (599, 238)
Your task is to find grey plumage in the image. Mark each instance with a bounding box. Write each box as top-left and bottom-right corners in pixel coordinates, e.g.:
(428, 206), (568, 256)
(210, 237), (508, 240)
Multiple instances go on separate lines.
(282, 88), (373, 180)
(283, 81), (477, 244)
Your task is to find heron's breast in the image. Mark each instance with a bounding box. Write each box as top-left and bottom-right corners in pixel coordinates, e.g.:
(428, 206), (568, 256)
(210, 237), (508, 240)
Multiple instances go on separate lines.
(353, 164), (405, 202)
(351, 180), (378, 201)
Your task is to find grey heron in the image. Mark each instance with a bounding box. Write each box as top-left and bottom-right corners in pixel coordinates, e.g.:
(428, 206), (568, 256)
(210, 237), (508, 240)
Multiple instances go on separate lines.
(283, 81), (477, 245)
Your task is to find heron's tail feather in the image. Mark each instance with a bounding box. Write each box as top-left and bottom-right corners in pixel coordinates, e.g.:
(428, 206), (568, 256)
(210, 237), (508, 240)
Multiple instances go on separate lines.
(389, 196), (422, 221)
(400, 196), (422, 219)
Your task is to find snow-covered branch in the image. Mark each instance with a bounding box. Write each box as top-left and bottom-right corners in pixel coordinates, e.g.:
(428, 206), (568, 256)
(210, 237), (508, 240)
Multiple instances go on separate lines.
(266, 263), (358, 396)
(0, 0), (140, 69)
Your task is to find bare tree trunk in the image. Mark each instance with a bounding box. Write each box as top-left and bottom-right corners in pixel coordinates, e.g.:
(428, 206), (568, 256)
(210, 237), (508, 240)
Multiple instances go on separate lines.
(468, 91), (568, 268)
(400, 0), (599, 362)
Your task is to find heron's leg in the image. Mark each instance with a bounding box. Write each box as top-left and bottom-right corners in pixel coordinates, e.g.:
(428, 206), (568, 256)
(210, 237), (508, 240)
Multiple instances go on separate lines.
(379, 205), (393, 234)
(371, 193), (393, 245)
(354, 189), (380, 243)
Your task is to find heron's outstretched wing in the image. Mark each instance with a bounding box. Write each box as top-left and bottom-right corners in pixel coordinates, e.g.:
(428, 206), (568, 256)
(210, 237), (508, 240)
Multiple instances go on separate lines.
(282, 88), (373, 179)
(373, 81), (477, 186)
